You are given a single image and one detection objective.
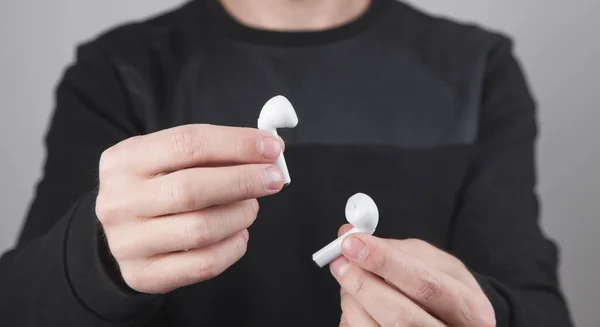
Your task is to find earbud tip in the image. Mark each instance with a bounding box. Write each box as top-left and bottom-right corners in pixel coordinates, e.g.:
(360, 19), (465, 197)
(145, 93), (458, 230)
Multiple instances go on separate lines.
(259, 95), (298, 128)
(345, 192), (379, 231)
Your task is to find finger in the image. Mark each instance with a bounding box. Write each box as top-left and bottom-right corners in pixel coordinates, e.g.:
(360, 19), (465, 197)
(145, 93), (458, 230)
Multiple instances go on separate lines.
(331, 257), (446, 327)
(339, 314), (347, 327)
(342, 235), (492, 326)
(385, 238), (481, 290)
(126, 229), (249, 294)
(139, 164), (283, 217)
(109, 199), (258, 259)
(340, 289), (379, 327)
(338, 224), (353, 237)
(107, 124), (283, 175)
(201, 136), (286, 168)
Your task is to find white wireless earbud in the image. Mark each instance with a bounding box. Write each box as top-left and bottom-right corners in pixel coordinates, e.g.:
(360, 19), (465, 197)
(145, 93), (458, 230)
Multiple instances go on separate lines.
(258, 95), (299, 185)
(312, 193), (379, 268)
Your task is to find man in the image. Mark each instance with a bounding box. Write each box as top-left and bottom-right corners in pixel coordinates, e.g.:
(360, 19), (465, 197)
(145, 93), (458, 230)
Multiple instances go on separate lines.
(0, 0), (574, 326)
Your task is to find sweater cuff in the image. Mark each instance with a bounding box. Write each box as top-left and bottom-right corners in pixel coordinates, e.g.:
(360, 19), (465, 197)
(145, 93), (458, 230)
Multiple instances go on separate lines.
(65, 192), (163, 322)
(473, 272), (511, 327)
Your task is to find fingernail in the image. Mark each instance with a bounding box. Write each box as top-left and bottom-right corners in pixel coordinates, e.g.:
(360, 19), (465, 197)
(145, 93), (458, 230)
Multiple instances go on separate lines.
(264, 165), (283, 190)
(330, 257), (350, 277)
(259, 137), (281, 159)
(342, 236), (367, 261)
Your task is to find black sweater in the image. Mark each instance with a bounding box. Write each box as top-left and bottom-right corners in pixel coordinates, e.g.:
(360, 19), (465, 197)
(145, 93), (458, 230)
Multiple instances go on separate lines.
(0, 0), (574, 326)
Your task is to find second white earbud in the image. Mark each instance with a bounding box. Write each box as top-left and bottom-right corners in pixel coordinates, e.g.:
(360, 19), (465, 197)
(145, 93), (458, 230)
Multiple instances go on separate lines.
(312, 193), (379, 268)
(257, 95), (298, 185)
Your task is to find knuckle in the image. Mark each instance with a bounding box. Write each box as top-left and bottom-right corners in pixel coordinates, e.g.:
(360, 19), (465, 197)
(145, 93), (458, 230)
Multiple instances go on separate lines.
(94, 195), (108, 220)
(212, 211), (229, 234)
(450, 255), (467, 271)
(236, 168), (257, 197)
(234, 233), (249, 256)
(121, 261), (172, 294)
(191, 258), (220, 281)
(390, 313), (408, 327)
(185, 215), (211, 248)
(96, 186), (139, 225)
(106, 237), (130, 261)
(169, 126), (201, 160)
(391, 311), (418, 327)
(120, 266), (147, 292)
(466, 311), (496, 327)
(368, 247), (391, 276)
(481, 312), (497, 327)
(170, 178), (197, 210)
(95, 194), (120, 226)
(476, 313), (497, 327)
(99, 137), (138, 175)
(98, 147), (118, 176)
(339, 292), (352, 311)
(241, 200), (259, 224)
(462, 297), (496, 327)
(349, 273), (367, 297)
(413, 270), (443, 303)
(404, 238), (427, 249)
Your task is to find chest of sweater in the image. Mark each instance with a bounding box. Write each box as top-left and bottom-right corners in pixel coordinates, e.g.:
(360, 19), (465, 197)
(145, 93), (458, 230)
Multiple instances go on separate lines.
(149, 144), (473, 326)
(134, 48), (478, 326)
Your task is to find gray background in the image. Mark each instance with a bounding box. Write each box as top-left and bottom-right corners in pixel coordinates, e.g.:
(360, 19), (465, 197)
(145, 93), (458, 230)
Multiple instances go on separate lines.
(0, 1), (598, 326)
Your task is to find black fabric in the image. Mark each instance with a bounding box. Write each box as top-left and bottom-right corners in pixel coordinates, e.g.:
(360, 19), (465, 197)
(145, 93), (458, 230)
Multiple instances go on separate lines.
(0, 0), (574, 326)
(66, 192), (163, 322)
(204, 0), (386, 46)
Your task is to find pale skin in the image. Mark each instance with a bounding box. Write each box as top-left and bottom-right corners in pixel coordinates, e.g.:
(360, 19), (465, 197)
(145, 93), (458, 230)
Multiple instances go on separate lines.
(219, 0), (371, 31)
(96, 0), (497, 325)
(96, 124), (287, 293)
(332, 225), (496, 326)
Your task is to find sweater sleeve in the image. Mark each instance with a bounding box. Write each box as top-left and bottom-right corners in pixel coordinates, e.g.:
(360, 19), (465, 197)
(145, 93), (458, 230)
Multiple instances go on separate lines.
(0, 38), (163, 326)
(447, 36), (575, 327)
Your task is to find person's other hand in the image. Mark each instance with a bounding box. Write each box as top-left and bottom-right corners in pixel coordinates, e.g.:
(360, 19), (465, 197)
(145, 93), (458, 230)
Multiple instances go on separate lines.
(332, 224), (496, 327)
(95, 124), (285, 294)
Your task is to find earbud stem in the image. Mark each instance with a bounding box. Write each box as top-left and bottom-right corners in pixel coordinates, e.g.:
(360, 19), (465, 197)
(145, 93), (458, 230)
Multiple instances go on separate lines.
(276, 152), (291, 185)
(312, 227), (364, 268)
(257, 122), (279, 137)
(258, 119), (290, 185)
(257, 95), (298, 186)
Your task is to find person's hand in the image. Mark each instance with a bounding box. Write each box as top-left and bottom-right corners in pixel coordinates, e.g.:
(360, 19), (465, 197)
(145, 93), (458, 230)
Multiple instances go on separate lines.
(95, 124), (285, 294)
(331, 224), (496, 327)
